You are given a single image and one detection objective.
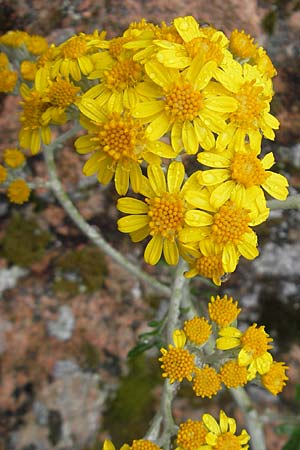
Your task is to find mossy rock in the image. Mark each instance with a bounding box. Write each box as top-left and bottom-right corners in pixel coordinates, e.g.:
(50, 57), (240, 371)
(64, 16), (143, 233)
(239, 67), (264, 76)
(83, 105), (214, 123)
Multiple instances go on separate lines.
(54, 246), (107, 294)
(0, 213), (52, 267)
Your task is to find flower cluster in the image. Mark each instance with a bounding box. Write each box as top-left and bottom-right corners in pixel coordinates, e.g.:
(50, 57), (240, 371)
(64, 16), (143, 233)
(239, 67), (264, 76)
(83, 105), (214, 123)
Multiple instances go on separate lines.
(0, 17), (288, 283)
(159, 295), (288, 398)
(102, 410), (251, 450)
(0, 148), (31, 204)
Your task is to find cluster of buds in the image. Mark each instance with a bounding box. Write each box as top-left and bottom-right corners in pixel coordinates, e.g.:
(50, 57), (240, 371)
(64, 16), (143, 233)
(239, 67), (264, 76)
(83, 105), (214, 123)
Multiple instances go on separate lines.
(159, 295), (288, 397)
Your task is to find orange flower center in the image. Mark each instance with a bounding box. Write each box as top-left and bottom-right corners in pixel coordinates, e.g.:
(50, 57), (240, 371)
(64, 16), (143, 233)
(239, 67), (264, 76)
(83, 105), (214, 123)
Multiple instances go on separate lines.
(47, 78), (80, 108)
(20, 92), (48, 129)
(177, 419), (207, 450)
(211, 201), (251, 245)
(104, 59), (142, 90)
(195, 255), (224, 280)
(147, 192), (185, 240)
(165, 81), (203, 122)
(215, 432), (242, 450)
(230, 152), (268, 187)
(186, 36), (224, 64)
(240, 324), (272, 358)
(160, 346), (195, 383)
(62, 36), (87, 59)
(230, 80), (267, 128)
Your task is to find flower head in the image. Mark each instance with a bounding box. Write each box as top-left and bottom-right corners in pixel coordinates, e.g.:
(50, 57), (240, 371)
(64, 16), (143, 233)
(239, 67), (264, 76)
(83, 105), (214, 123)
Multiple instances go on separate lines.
(216, 324), (273, 378)
(183, 316), (212, 346)
(200, 410), (250, 449)
(220, 360), (248, 388)
(7, 179), (31, 204)
(197, 146), (289, 207)
(4, 148), (25, 168)
(229, 29), (257, 59)
(177, 419), (207, 450)
(159, 329), (195, 383)
(261, 361), (289, 395)
(192, 365), (221, 398)
(208, 294), (241, 327)
(117, 162), (192, 265)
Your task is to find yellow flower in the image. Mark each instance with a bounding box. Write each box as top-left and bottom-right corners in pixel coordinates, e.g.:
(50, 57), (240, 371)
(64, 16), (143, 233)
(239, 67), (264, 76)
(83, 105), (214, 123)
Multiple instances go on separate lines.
(117, 162), (192, 265)
(133, 59), (237, 154)
(4, 149), (25, 168)
(216, 324), (273, 378)
(183, 317), (212, 346)
(192, 366), (221, 398)
(127, 440), (162, 450)
(177, 419), (207, 450)
(220, 360), (248, 388)
(215, 60), (279, 151)
(51, 31), (107, 81)
(208, 295), (241, 327)
(0, 164), (7, 183)
(254, 47), (277, 79)
(261, 361), (289, 395)
(0, 69), (18, 93)
(183, 240), (226, 285)
(25, 35), (48, 55)
(197, 145), (289, 207)
(182, 187), (268, 273)
(155, 16), (231, 71)
(159, 330), (195, 384)
(200, 410), (250, 449)
(20, 60), (37, 81)
(76, 101), (177, 195)
(229, 29), (257, 59)
(18, 84), (51, 154)
(0, 30), (29, 48)
(7, 179), (31, 204)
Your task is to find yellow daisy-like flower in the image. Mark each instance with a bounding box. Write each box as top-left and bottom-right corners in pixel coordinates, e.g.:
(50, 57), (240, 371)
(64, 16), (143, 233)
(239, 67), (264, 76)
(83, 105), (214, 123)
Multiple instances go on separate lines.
(159, 329), (195, 384)
(197, 145), (289, 207)
(133, 59), (237, 154)
(25, 34), (48, 55)
(181, 187), (269, 273)
(183, 316), (212, 346)
(176, 419), (208, 450)
(76, 101), (177, 195)
(215, 60), (279, 151)
(51, 31), (107, 81)
(261, 361), (289, 396)
(254, 47), (277, 79)
(192, 366), (221, 398)
(219, 360), (248, 388)
(35, 72), (81, 124)
(117, 162), (193, 265)
(154, 16), (231, 71)
(3, 149), (25, 169)
(18, 84), (51, 154)
(216, 324), (273, 378)
(208, 295), (241, 327)
(0, 30), (29, 48)
(0, 69), (18, 93)
(229, 29), (257, 59)
(7, 179), (31, 204)
(0, 164), (7, 183)
(200, 410), (250, 449)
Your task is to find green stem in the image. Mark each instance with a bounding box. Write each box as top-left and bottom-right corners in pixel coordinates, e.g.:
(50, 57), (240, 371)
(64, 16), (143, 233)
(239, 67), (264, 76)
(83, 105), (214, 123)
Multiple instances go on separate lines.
(230, 387), (266, 450)
(268, 194), (300, 210)
(43, 125), (171, 297)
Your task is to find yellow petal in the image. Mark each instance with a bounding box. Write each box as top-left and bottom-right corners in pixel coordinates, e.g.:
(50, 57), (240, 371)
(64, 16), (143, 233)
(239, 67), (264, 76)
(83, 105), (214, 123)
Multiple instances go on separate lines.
(133, 100), (165, 118)
(174, 16), (199, 42)
(202, 414), (220, 435)
(117, 197), (148, 214)
(78, 98), (106, 122)
(210, 180), (235, 208)
(261, 152), (275, 170)
(118, 215), (149, 233)
(115, 163), (129, 195)
(147, 164), (167, 195)
(171, 121), (183, 154)
(147, 140), (178, 158)
(197, 151), (230, 168)
(185, 190), (215, 211)
(185, 210), (213, 227)
(173, 329), (186, 348)
(216, 336), (240, 350)
(130, 225), (150, 242)
(146, 113), (170, 140)
(129, 162), (143, 193)
(199, 169), (229, 186)
(182, 121), (199, 154)
(262, 172), (289, 200)
(145, 60), (176, 88)
(222, 242), (239, 273)
(163, 239), (179, 265)
(206, 95), (238, 113)
(144, 235), (163, 265)
(103, 440), (116, 450)
(167, 161), (185, 193)
(219, 410), (229, 433)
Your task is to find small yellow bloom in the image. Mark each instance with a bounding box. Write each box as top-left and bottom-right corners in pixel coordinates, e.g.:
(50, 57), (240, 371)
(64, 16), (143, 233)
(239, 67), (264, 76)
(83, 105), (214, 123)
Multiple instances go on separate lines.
(184, 317), (212, 346)
(0, 164), (7, 183)
(20, 60), (38, 81)
(220, 360), (248, 388)
(200, 410), (250, 449)
(159, 330), (195, 384)
(0, 30), (29, 48)
(4, 149), (25, 169)
(192, 366), (221, 398)
(25, 35), (48, 55)
(197, 145), (289, 207)
(0, 69), (18, 93)
(177, 419), (207, 450)
(229, 29), (257, 59)
(261, 361), (289, 395)
(216, 324), (273, 377)
(7, 179), (31, 204)
(208, 294), (241, 327)
(117, 162), (192, 265)
(129, 440), (162, 450)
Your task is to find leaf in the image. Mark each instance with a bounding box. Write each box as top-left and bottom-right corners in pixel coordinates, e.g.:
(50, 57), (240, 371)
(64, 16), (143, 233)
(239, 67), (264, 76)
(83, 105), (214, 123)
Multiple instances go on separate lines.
(127, 341), (155, 358)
